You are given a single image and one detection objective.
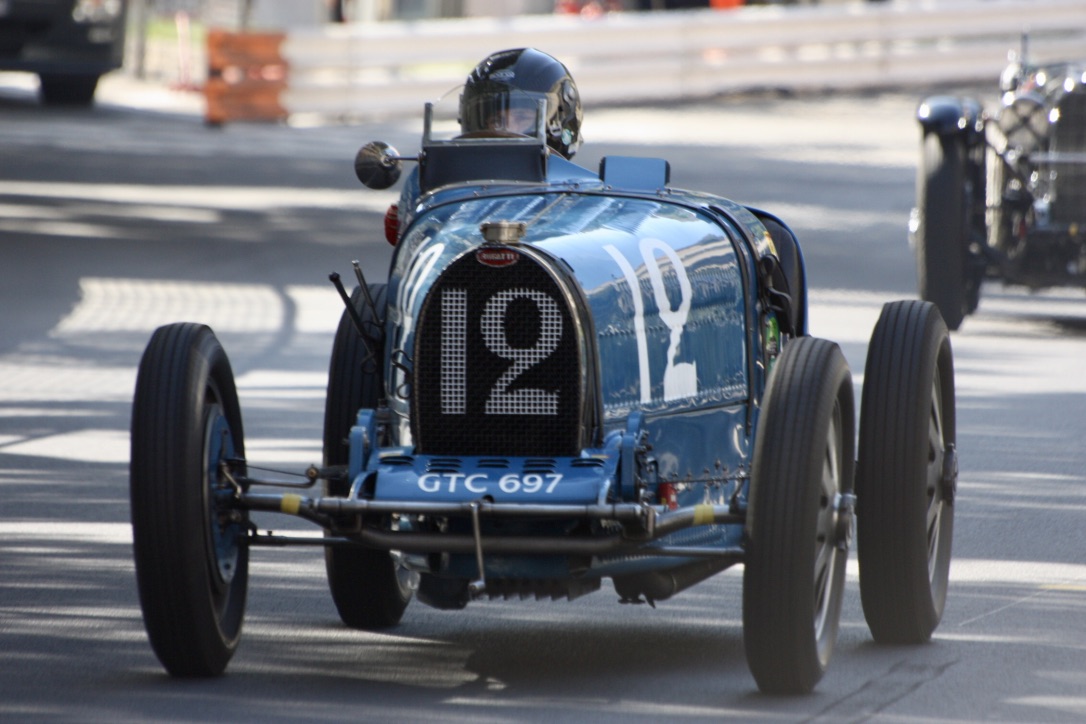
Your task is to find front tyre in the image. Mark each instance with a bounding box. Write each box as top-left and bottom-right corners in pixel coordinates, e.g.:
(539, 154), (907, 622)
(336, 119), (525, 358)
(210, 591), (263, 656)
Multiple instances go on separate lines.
(323, 284), (413, 629)
(130, 323), (249, 677)
(916, 131), (969, 330)
(857, 301), (956, 644)
(744, 337), (856, 694)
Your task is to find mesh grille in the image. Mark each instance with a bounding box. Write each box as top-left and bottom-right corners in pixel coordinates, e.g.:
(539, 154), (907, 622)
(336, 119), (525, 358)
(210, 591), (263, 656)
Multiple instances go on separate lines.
(1051, 91), (1086, 224)
(413, 247), (583, 457)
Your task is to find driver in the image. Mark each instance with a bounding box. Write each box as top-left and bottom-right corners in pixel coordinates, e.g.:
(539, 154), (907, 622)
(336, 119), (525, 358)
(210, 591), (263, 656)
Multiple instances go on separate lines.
(385, 48), (598, 244)
(475, 103), (539, 135)
(459, 47), (583, 159)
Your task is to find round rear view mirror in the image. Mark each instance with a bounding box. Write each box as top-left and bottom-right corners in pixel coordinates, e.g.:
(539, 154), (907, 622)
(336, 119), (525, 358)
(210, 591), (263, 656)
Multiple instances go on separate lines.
(355, 141), (402, 189)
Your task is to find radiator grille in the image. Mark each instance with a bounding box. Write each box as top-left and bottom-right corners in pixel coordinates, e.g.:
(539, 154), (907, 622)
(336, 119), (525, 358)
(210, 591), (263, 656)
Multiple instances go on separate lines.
(1050, 90), (1086, 224)
(412, 247), (583, 456)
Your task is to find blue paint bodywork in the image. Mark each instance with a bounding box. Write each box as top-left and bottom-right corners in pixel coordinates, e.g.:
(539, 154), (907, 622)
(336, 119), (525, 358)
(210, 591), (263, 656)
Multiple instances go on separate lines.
(343, 141), (799, 588)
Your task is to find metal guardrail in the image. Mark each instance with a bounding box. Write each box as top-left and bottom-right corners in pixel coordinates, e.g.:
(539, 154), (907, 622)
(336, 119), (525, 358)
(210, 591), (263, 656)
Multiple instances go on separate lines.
(213, 0), (1086, 122)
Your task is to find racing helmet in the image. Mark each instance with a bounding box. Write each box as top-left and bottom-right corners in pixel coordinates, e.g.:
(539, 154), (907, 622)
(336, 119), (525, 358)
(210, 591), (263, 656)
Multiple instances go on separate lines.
(460, 48), (583, 158)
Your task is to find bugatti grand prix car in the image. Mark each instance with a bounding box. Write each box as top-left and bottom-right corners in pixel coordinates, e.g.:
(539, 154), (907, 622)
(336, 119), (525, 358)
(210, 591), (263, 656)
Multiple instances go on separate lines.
(130, 102), (957, 694)
(912, 44), (1086, 329)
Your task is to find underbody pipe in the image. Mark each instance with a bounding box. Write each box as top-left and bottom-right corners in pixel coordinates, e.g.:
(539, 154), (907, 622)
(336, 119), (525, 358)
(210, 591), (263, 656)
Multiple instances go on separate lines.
(650, 503), (743, 537)
(254, 527), (634, 556)
(247, 530), (746, 562)
(243, 491), (653, 521)
(614, 556), (736, 604)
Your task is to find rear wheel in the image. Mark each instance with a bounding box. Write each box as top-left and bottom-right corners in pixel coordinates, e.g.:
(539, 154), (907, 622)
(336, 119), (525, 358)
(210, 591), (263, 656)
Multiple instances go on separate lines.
(323, 284), (413, 629)
(130, 323), (248, 677)
(916, 131), (968, 330)
(857, 300), (956, 644)
(744, 337), (856, 694)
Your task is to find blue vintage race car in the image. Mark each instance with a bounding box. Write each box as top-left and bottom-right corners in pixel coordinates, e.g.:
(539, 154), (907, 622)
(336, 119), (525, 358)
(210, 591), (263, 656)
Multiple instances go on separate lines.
(130, 104), (958, 694)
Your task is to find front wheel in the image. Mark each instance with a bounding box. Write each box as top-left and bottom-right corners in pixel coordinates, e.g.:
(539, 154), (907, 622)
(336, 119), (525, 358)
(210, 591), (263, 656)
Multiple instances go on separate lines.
(857, 300), (956, 644)
(916, 131), (969, 330)
(744, 337), (856, 694)
(130, 323), (249, 677)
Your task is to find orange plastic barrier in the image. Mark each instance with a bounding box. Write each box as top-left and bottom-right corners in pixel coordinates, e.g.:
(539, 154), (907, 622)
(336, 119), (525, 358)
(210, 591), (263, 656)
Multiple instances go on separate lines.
(205, 29), (288, 125)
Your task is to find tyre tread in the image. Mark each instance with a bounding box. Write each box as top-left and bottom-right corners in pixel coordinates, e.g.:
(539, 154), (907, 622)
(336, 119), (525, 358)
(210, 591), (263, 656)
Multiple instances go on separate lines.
(858, 300), (955, 644)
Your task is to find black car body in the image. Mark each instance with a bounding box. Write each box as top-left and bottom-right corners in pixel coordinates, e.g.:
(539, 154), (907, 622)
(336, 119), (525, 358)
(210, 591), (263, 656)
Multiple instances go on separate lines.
(0, 0), (127, 105)
(912, 44), (1086, 329)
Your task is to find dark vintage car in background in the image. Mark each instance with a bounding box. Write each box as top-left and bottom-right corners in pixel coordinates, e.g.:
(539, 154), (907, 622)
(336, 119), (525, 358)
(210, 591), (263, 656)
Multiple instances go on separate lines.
(128, 102), (958, 694)
(0, 0), (127, 105)
(912, 41), (1086, 330)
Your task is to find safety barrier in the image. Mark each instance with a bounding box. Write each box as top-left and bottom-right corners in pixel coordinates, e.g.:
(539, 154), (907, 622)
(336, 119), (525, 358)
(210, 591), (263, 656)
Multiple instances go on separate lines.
(205, 0), (1086, 123)
(205, 30), (288, 124)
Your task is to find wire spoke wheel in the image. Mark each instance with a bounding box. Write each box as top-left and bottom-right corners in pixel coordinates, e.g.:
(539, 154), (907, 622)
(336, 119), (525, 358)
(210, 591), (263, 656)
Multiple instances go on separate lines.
(925, 371), (952, 594)
(130, 323), (249, 677)
(743, 336), (855, 694)
(858, 300), (956, 644)
(813, 403), (845, 662)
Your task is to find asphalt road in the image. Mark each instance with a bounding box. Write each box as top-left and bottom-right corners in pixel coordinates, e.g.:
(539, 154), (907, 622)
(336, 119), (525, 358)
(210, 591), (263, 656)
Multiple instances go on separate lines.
(2, 74), (1086, 722)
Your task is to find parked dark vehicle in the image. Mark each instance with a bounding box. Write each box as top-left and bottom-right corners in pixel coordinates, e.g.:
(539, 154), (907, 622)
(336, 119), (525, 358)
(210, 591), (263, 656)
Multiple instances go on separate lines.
(912, 43), (1086, 329)
(0, 0), (127, 105)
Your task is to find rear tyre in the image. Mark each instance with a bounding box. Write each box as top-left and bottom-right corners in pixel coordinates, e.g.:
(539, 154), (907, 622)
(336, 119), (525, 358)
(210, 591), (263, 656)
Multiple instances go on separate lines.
(323, 284), (413, 629)
(39, 73), (100, 106)
(916, 131), (968, 330)
(857, 301), (956, 644)
(130, 323), (249, 677)
(744, 337), (856, 694)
